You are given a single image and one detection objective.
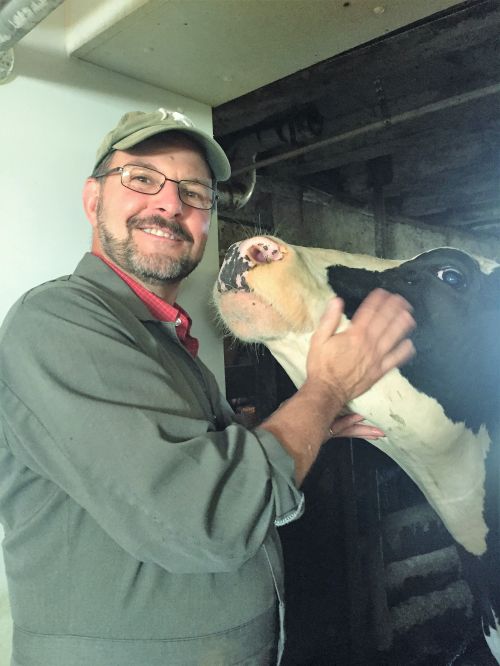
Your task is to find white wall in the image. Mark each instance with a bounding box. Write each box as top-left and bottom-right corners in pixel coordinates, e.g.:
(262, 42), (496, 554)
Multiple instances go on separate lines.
(0, 8), (225, 665)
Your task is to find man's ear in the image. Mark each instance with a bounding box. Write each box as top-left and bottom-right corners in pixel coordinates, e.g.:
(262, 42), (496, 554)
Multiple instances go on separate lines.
(82, 178), (100, 228)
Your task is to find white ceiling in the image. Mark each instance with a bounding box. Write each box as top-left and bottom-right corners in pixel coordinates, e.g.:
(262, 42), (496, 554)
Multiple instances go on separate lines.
(65, 0), (462, 107)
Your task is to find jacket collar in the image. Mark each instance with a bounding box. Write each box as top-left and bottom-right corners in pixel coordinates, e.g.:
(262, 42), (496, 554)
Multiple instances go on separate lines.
(73, 253), (156, 321)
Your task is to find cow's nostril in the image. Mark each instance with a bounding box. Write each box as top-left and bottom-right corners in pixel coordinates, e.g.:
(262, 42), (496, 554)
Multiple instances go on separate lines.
(247, 247), (269, 264)
(245, 241), (285, 265)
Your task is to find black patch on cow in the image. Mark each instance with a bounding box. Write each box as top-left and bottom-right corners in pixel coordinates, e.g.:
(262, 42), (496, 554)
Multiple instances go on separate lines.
(217, 242), (252, 293)
(328, 249), (500, 434)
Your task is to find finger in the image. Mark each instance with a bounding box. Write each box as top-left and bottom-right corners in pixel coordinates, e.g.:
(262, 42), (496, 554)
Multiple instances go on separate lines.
(350, 289), (397, 327)
(329, 413), (385, 439)
(312, 297), (344, 344)
(352, 290), (414, 340)
(372, 307), (416, 358)
(353, 293), (415, 360)
(380, 338), (416, 375)
(332, 424), (386, 439)
(329, 413), (365, 434)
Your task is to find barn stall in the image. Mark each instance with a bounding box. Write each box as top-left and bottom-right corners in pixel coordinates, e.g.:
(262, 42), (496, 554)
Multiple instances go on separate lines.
(213, 1), (500, 663)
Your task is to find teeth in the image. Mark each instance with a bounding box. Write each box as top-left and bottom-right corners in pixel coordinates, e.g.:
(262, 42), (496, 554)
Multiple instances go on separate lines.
(142, 228), (177, 239)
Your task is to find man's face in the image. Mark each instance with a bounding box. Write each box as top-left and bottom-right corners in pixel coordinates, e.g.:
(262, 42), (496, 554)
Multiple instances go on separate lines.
(87, 134), (213, 290)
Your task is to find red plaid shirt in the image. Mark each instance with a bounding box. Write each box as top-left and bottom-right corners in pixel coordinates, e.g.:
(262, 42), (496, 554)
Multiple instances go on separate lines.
(95, 254), (199, 357)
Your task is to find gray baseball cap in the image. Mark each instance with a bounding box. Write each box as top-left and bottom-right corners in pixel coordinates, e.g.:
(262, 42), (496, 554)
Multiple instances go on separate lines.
(94, 108), (231, 181)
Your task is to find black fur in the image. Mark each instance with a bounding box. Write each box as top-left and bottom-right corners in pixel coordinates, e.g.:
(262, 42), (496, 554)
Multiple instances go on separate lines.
(329, 249), (500, 434)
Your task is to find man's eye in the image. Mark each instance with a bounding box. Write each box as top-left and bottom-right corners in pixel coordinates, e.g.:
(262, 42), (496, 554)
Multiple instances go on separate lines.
(184, 189), (202, 199)
(131, 174), (152, 184)
(436, 267), (467, 289)
(180, 183), (205, 199)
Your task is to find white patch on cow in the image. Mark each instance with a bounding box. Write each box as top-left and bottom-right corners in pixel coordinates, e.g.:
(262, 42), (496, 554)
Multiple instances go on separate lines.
(484, 611), (500, 664)
(266, 331), (311, 389)
(351, 372), (490, 557)
(297, 245), (401, 274)
(478, 256), (499, 274)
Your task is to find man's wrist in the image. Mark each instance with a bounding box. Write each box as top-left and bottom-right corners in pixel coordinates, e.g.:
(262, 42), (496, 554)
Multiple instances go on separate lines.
(298, 377), (347, 421)
(259, 379), (347, 484)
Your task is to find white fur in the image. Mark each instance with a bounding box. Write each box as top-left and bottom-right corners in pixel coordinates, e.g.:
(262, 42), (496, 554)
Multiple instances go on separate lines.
(484, 610), (500, 664)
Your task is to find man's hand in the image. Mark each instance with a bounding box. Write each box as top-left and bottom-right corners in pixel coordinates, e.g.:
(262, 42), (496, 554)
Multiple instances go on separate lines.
(306, 289), (416, 406)
(328, 413), (385, 440)
(260, 288), (415, 485)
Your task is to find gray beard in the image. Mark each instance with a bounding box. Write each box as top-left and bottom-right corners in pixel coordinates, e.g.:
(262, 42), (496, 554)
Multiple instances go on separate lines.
(97, 214), (200, 286)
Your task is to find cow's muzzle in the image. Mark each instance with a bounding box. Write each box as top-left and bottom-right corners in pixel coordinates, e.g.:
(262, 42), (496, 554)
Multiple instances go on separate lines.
(217, 236), (286, 293)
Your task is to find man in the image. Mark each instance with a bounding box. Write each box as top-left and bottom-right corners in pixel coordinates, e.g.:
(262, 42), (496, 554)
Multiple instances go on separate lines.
(0, 108), (415, 666)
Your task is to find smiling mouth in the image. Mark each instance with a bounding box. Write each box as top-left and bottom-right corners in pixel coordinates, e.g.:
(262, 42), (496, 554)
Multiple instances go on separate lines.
(139, 227), (184, 240)
(128, 213), (194, 243)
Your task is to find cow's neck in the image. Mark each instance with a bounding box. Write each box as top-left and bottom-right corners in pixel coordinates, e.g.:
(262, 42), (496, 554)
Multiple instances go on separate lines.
(266, 331), (490, 557)
(351, 370), (491, 556)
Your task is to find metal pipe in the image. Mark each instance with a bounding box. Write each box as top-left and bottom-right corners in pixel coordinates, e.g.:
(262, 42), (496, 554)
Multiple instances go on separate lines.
(0, 0), (64, 50)
(217, 158), (256, 210)
(218, 108), (322, 210)
(0, 0), (64, 81)
(230, 81), (500, 177)
(217, 135), (257, 211)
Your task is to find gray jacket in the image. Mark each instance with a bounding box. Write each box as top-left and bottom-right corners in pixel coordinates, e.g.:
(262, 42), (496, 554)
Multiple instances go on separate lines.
(0, 254), (304, 666)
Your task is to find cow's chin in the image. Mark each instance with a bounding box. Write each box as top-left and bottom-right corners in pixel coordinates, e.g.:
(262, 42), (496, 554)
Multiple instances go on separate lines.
(215, 290), (299, 342)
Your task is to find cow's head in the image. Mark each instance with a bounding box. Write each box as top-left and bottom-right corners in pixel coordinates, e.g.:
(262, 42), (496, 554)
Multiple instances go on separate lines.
(330, 247), (500, 435)
(214, 236), (500, 558)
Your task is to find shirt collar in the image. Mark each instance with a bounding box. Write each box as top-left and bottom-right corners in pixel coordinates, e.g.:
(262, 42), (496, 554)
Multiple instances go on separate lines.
(93, 253), (199, 357)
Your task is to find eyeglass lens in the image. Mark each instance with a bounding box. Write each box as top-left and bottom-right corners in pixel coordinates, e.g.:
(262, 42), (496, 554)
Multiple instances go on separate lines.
(121, 165), (215, 210)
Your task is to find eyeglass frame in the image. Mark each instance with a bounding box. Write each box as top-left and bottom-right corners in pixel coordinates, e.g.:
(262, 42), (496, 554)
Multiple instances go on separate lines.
(93, 163), (218, 211)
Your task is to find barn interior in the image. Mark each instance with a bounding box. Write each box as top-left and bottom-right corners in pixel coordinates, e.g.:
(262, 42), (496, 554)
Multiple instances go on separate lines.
(212, 1), (500, 664)
(4, 0), (500, 664)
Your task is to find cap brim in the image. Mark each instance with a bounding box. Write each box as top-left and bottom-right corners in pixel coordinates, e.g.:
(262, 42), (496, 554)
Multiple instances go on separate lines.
(113, 125), (231, 182)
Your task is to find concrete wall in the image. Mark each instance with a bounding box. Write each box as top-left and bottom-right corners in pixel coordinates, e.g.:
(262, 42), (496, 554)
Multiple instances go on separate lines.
(0, 8), (225, 665)
(283, 190), (500, 262)
(219, 179), (500, 263)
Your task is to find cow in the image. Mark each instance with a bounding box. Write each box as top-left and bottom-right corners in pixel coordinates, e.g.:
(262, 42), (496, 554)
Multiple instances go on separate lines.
(213, 234), (500, 664)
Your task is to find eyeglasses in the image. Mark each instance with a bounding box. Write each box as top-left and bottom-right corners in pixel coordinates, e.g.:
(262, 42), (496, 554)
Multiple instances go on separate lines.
(94, 163), (217, 210)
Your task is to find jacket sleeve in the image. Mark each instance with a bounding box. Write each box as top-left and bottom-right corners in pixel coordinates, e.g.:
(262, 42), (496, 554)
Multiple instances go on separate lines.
(0, 283), (304, 574)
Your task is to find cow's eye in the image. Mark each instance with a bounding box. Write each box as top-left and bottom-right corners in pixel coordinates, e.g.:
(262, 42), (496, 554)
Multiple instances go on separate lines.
(436, 267), (466, 289)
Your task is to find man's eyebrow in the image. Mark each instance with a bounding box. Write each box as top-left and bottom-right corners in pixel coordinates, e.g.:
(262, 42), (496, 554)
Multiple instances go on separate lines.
(127, 160), (213, 186)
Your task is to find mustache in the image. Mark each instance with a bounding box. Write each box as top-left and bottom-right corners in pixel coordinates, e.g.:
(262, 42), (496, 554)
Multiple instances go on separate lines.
(127, 215), (193, 243)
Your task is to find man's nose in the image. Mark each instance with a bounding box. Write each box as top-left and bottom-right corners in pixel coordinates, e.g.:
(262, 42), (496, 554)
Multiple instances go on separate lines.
(150, 179), (183, 215)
